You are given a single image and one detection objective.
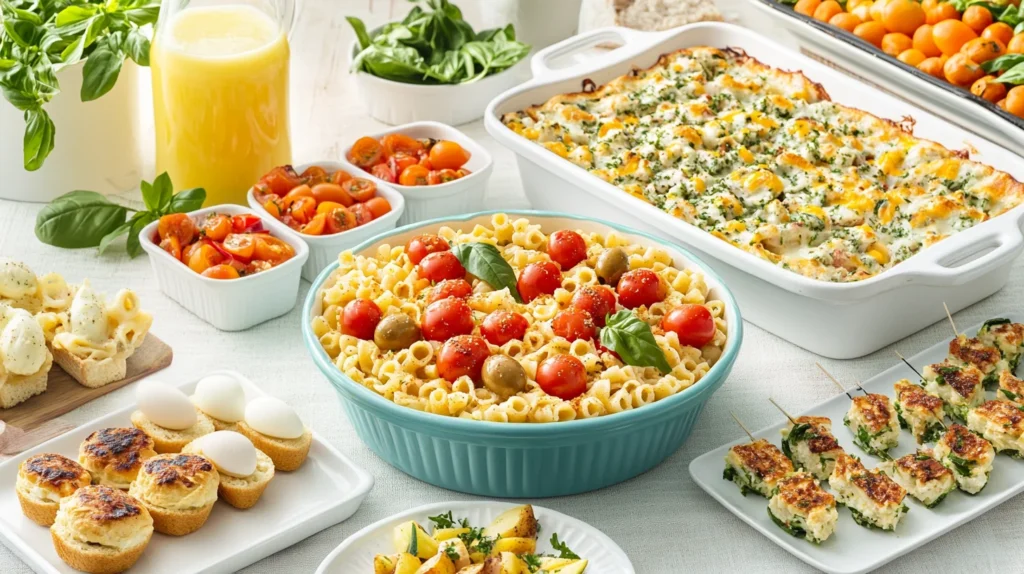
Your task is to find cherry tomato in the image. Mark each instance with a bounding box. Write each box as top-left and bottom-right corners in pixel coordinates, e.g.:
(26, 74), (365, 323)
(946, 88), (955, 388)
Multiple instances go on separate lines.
(428, 140), (471, 170)
(222, 233), (255, 261)
(157, 213), (196, 246)
(230, 214), (262, 233)
(289, 196), (317, 224)
(517, 261), (561, 303)
(342, 178), (377, 202)
(348, 137), (384, 167)
(480, 311), (529, 346)
(418, 155), (434, 170)
(552, 308), (597, 342)
(428, 279), (472, 304)
(422, 297), (474, 341)
(380, 134), (424, 157)
(437, 335), (490, 382)
(547, 230), (587, 270)
(187, 243), (223, 274)
(571, 285), (617, 326)
(329, 170), (352, 186)
(399, 165), (431, 186)
(316, 201), (347, 216)
(301, 213), (327, 235)
(281, 184), (314, 210)
(325, 207), (358, 234)
(349, 203), (375, 226)
(159, 235), (182, 261)
(202, 214), (232, 242)
(300, 165), (328, 185)
(182, 242), (201, 263)
(311, 183), (354, 206)
(418, 251), (465, 283)
(389, 152), (420, 176)
(341, 299), (382, 340)
(406, 234), (449, 264)
(536, 355), (587, 400)
(364, 197), (392, 219)
(260, 165), (303, 195)
(661, 304), (716, 348)
(262, 196), (282, 219)
(253, 235), (295, 263)
(427, 169), (460, 185)
(202, 264), (240, 280)
(371, 164), (396, 183)
(616, 269), (666, 309)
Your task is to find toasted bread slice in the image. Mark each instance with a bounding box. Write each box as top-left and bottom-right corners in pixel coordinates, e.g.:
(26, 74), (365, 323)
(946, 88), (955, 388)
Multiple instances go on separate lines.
(145, 502), (215, 536)
(218, 448), (275, 509)
(0, 352), (52, 409)
(51, 347), (126, 389)
(50, 525), (150, 574)
(237, 421), (311, 472)
(16, 487), (60, 527)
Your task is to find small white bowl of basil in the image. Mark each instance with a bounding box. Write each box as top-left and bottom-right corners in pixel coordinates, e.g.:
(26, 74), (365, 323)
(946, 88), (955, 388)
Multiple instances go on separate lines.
(347, 0), (531, 126)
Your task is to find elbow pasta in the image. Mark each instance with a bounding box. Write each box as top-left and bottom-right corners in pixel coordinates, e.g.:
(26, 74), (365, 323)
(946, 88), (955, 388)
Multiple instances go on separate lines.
(314, 214), (728, 423)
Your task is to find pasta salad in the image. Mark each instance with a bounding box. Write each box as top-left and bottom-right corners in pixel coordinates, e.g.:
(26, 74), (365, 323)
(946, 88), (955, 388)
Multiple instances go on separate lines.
(311, 214), (728, 423)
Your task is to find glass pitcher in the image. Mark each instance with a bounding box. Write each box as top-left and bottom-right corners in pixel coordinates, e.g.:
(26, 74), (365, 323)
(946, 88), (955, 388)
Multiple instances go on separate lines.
(151, 0), (297, 206)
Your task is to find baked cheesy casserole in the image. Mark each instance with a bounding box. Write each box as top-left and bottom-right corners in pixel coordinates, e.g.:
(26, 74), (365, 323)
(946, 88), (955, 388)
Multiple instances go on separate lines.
(501, 47), (1024, 282)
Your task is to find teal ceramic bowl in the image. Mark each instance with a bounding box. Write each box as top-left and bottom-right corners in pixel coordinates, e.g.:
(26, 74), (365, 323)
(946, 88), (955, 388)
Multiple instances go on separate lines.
(302, 211), (743, 497)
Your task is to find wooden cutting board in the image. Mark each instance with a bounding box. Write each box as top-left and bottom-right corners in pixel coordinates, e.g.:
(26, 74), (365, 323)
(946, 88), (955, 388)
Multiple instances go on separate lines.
(0, 334), (172, 458)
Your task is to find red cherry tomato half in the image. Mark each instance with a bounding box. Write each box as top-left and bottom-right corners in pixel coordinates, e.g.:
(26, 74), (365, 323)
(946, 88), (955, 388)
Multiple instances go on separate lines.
(370, 164), (396, 183)
(536, 354), (587, 400)
(547, 230), (587, 270)
(616, 269), (666, 309)
(428, 279), (473, 305)
(516, 261), (562, 303)
(570, 285), (616, 327)
(480, 311), (529, 346)
(406, 234), (450, 265)
(260, 165), (303, 196)
(341, 299), (382, 340)
(418, 251), (465, 283)
(552, 308), (597, 342)
(230, 214), (262, 233)
(422, 297), (475, 341)
(661, 304), (716, 348)
(348, 137), (384, 167)
(437, 335), (490, 382)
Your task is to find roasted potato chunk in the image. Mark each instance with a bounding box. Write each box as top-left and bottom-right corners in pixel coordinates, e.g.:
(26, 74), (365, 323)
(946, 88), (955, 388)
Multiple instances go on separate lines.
(415, 553), (455, 574)
(482, 505), (538, 540)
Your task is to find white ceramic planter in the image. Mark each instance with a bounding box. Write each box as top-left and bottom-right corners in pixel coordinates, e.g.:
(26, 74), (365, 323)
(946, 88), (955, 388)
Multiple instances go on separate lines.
(0, 61), (143, 203)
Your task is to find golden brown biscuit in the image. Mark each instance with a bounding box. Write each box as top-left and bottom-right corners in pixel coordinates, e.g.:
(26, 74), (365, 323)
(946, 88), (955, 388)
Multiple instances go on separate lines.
(182, 440), (275, 509)
(78, 428), (157, 490)
(237, 421), (311, 472)
(128, 453), (219, 536)
(16, 453), (91, 526)
(130, 408), (215, 454)
(50, 485), (153, 574)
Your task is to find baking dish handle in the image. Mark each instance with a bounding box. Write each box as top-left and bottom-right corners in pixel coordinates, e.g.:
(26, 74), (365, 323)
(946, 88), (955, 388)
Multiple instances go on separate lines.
(530, 26), (667, 80)
(897, 217), (1024, 286)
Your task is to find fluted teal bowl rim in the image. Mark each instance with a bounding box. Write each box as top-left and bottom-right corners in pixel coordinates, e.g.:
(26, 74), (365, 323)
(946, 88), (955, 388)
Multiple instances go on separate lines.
(301, 210), (743, 441)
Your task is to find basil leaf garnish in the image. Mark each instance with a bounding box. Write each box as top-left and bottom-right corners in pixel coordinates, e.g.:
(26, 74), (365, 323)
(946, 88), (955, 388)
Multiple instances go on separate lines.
(451, 242), (522, 302)
(599, 310), (672, 374)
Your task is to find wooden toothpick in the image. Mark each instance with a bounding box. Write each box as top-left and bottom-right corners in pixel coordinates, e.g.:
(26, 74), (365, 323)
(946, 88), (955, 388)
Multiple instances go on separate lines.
(730, 412), (756, 442)
(943, 302), (960, 338)
(894, 350), (924, 380)
(852, 380), (871, 396)
(817, 362), (854, 399)
(768, 398), (798, 425)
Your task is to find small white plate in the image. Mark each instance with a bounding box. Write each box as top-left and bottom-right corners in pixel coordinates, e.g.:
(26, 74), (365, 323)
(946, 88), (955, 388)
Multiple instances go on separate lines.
(0, 370), (374, 574)
(315, 500), (635, 574)
(689, 313), (1024, 574)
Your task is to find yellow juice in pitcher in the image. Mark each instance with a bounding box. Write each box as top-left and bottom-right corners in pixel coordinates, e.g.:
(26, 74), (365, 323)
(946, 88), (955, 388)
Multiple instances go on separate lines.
(151, 5), (291, 205)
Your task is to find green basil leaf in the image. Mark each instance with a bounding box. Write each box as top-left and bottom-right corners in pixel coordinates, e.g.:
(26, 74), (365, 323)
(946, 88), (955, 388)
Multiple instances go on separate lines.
(23, 107), (55, 171)
(3, 19), (35, 48)
(123, 29), (150, 66)
(169, 187), (207, 213)
(12, 8), (43, 25)
(600, 310), (672, 374)
(140, 178), (159, 212)
(450, 242), (522, 302)
(346, 16), (373, 51)
(55, 5), (99, 28)
(983, 53), (1024, 73)
(80, 41), (123, 101)
(35, 191), (128, 248)
(151, 171), (174, 212)
(994, 62), (1024, 84)
(98, 220), (133, 254)
(126, 212), (157, 258)
(122, 3), (161, 26)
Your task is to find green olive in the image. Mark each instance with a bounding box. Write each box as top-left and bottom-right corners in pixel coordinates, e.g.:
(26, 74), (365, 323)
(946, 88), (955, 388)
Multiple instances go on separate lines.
(373, 314), (420, 351)
(481, 355), (527, 399)
(596, 247), (629, 286)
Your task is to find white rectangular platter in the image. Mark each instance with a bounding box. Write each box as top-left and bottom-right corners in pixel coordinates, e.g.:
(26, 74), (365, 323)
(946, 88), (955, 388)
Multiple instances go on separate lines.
(689, 313), (1024, 574)
(0, 370), (374, 574)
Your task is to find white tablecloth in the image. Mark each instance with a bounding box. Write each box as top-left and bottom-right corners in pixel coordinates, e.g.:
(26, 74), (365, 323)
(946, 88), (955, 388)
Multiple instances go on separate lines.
(3, 2), (1024, 572)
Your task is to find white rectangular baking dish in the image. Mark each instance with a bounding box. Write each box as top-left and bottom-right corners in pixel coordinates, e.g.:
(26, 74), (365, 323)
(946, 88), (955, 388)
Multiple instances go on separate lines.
(484, 22), (1024, 359)
(748, 0), (1024, 153)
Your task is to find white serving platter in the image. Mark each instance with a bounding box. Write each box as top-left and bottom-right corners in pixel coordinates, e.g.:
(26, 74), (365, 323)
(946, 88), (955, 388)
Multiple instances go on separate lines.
(0, 370), (374, 574)
(315, 501), (635, 574)
(689, 313), (1024, 574)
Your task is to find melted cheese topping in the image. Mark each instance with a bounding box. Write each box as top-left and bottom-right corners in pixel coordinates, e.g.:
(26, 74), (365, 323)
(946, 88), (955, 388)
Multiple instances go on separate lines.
(503, 47), (1024, 282)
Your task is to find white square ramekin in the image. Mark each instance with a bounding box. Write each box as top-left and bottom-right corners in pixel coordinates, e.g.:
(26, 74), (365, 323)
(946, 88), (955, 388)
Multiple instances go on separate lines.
(246, 161), (405, 282)
(340, 121), (493, 226)
(140, 204), (309, 331)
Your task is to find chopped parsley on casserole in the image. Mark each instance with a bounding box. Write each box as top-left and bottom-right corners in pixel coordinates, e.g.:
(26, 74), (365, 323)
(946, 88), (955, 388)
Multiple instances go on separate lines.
(501, 47), (1024, 283)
